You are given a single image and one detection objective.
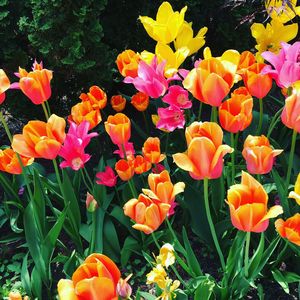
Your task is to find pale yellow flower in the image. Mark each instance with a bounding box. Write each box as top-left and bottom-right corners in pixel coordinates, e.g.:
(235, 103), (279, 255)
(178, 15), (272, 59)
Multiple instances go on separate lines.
(146, 264), (167, 289)
(174, 22), (208, 56)
(289, 173), (300, 205)
(156, 243), (176, 268)
(158, 278), (180, 300)
(266, 0), (300, 23)
(139, 2), (187, 44)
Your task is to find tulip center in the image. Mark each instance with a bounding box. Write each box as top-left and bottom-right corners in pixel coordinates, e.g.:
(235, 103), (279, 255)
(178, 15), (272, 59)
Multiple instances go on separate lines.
(174, 112), (181, 121)
(176, 94), (186, 105)
(72, 157), (83, 170)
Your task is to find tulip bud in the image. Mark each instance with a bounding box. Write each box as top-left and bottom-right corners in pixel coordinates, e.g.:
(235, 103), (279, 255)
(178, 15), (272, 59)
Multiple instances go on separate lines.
(86, 192), (98, 212)
(8, 291), (22, 300)
(117, 274), (132, 299)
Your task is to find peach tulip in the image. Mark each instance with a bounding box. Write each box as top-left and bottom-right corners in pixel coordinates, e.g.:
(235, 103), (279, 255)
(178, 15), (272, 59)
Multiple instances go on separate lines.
(0, 69), (10, 104)
(174, 122), (233, 179)
(70, 101), (101, 130)
(79, 85), (107, 110)
(219, 91), (253, 133)
(142, 137), (166, 164)
(227, 171), (283, 232)
(242, 135), (283, 174)
(133, 155), (152, 174)
(183, 57), (234, 106)
(111, 95), (126, 112)
(115, 159), (134, 181)
(116, 49), (140, 78)
(142, 170), (185, 205)
(275, 213), (300, 246)
(12, 114), (66, 159)
(105, 113), (131, 146)
(57, 253), (121, 300)
(0, 148), (34, 174)
(123, 193), (170, 234)
(131, 92), (149, 111)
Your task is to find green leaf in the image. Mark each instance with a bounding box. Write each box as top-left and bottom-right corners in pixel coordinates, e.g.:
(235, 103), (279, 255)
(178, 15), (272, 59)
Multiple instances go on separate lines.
(31, 266), (42, 299)
(248, 232), (264, 278)
(21, 253), (32, 297)
(194, 277), (215, 300)
(136, 291), (156, 300)
(121, 236), (140, 267)
(103, 217), (121, 261)
(94, 207), (105, 253)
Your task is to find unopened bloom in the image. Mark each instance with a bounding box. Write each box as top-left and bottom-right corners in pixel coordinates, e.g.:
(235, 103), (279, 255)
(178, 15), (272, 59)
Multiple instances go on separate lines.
(57, 253), (121, 300)
(96, 166), (118, 187)
(219, 90), (253, 133)
(157, 106), (185, 132)
(115, 159), (134, 181)
(173, 122), (233, 179)
(79, 85), (107, 110)
(242, 135), (283, 175)
(289, 173), (300, 205)
(12, 114), (66, 159)
(86, 192), (98, 212)
(117, 274), (132, 299)
(227, 171), (283, 232)
(262, 41), (300, 88)
(124, 57), (168, 99)
(139, 2), (187, 44)
(0, 69), (10, 104)
(123, 193), (170, 234)
(105, 113), (131, 146)
(156, 243), (175, 268)
(0, 148), (34, 174)
(162, 85), (192, 109)
(116, 49), (141, 78)
(275, 213), (300, 246)
(131, 92), (149, 111)
(142, 137), (166, 164)
(111, 95), (126, 112)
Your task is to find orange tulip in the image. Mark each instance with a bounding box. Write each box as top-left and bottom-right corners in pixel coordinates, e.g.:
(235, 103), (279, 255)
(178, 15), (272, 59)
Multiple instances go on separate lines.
(0, 148), (34, 174)
(242, 135), (283, 174)
(142, 137), (166, 164)
(123, 193), (170, 234)
(111, 95), (126, 112)
(237, 51), (256, 75)
(105, 113), (131, 145)
(232, 86), (251, 96)
(131, 92), (149, 111)
(12, 114), (66, 159)
(219, 91), (253, 133)
(115, 159), (134, 181)
(142, 170), (185, 205)
(133, 155), (151, 174)
(281, 88), (300, 133)
(275, 213), (300, 246)
(70, 101), (101, 130)
(57, 253), (121, 300)
(0, 69), (10, 104)
(116, 49), (140, 78)
(243, 63), (272, 98)
(173, 122), (233, 179)
(18, 64), (53, 105)
(79, 85), (107, 110)
(227, 171), (283, 232)
(183, 58), (234, 106)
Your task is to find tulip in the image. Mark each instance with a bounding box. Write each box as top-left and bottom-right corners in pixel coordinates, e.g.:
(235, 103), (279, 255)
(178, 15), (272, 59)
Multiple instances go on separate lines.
(117, 275), (132, 299)
(183, 57), (234, 106)
(116, 49), (140, 78)
(111, 95), (126, 112)
(162, 85), (192, 109)
(219, 91), (253, 133)
(227, 171), (283, 232)
(79, 85), (107, 110)
(142, 170), (185, 205)
(12, 114), (66, 159)
(131, 91), (149, 111)
(139, 2), (187, 44)
(105, 113), (131, 146)
(156, 243), (175, 268)
(114, 142), (135, 160)
(237, 51), (256, 75)
(115, 159), (134, 181)
(156, 106), (185, 132)
(18, 62), (53, 105)
(70, 101), (101, 130)
(86, 192), (98, 212)
(8, 291), (22, 300)
(57, 253), (121, 300)
(0, 69), (10, 104)
(0, 148), (34, 174)
(275, 213), (300, 246)
(96, 166), (118, 187)
(289, 173), (300, 205)
(142, 137), (166, 164)
(173, 122), (233, 180)
(123, 193), (170, 234)
(242, 135), (283, 174)
(133, 155), (151, 174)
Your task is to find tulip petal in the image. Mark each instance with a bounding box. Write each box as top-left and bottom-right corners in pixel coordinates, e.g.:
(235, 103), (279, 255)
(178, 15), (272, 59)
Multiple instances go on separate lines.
(57, 279), (78, 300)
(173, 153), (194, 172)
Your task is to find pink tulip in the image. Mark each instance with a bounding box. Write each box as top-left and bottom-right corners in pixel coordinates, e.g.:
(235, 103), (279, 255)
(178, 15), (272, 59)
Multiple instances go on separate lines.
(162, 85), (192, 109)
(262, 41), (300, 88)
(124, 56), (168, 98)
(96, 166), (118, 187)
(113, 142), (135, 159)
(156, 106), (185, 131)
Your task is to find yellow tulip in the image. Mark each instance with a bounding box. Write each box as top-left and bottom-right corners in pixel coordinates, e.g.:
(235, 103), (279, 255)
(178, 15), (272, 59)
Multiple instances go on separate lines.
(139, 1), (187, 44)
(174, 22), (208, 55)
(251, 19), (298, 61)
(266, 0), (300, 23)
(289, 173), (300, 205)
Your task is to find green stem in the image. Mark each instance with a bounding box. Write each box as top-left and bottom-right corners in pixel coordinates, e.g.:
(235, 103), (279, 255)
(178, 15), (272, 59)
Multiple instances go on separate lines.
(165, 218), (186, 255)
(89, 210), (97, 254)
(41, 102), (50, 120)
(210, 106), (217, 123)
(267, 107), (283, 138)
(244, 231), (251, 278)
(203, 178), (226, 271)
(286, 129), (297, 188)
(151, 232), (160, 250)
(121, 143), (127, 160)
(128, 179), (138, 198)
(83, 167), (94, 190)
(230, 132), (236, 184)
(80, 169), (93, 194)
(142, 111), (150, 135)
(45, 100), (51, 115)
(198, 102), (203, 121)
(114, 186), (122, 204)
(256, 98), (263, 135)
